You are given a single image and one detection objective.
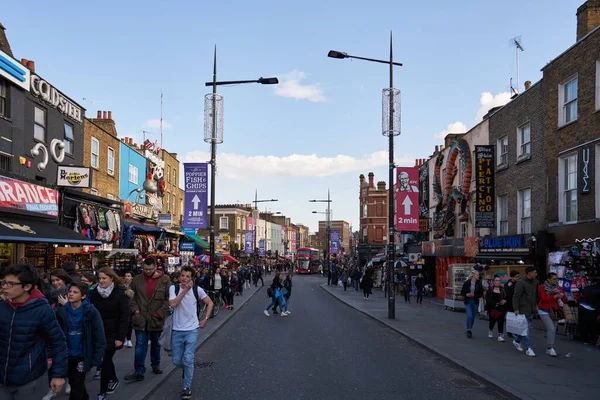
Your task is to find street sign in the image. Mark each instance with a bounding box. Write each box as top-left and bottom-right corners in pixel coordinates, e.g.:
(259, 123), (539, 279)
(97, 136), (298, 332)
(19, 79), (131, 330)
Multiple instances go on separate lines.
(158, 213), (172, 226)
(183, 163), (208, 228)
(222, 235), (230, 242)
(395, 167), (419, 231)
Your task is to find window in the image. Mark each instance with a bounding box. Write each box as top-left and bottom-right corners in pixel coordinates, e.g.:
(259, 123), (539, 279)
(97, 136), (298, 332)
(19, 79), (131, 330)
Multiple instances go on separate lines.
(242, 218), (246, 230)
(362, 203), (367, 218)
(559, 75), (578, 126)
(237, 217), (241, 229)
(497, 195), (508, 236)
(63, 123), (74, 155)
(165, 193), (170, 212)
(106, 194), (115, 200)
(34, 107), (46, 141)
(172, 169), (176, 185)
(128, 164), (138, 184)
(559, 154), (578, 223)
(0, 78), (8, 118)
(460, 222), (467, 238)
(497, 136), (508, 166)
(90, 188), (98, 195)
(517, 188), (531, 234)
(91, 137), (99, 168)
(517, 122), (531, 157)
(167, 165), (171, 183)
(107, 147), (115, 175)
(596, 60), (600, 111)
(0, 154), (11, 172)
(220, 217), (228, 229)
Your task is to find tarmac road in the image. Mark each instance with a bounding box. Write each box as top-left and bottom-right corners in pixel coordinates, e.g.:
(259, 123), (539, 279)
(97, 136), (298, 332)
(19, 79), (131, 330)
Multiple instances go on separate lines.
(150, 274), (508, 400)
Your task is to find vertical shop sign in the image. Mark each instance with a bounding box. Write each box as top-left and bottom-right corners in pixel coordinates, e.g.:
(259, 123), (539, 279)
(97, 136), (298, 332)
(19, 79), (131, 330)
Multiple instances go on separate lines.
(475, 146), (495, 228)
(579, 146), (591, 194)
(259, 239), (265, 256)
(183, 163), (208, 228)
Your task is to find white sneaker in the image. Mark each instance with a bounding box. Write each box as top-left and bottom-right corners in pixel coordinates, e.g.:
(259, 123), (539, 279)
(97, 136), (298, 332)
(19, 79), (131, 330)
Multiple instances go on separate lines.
(263, 310), (270, 317)
(488, 330), (494, 338)
(285, 311), (291, 315)
(526, 348), (536, 357)
(497, 334), (505, 342)
(546, 348), (557, 357)
(280, 312), (288, 317)
(65, 383), (71, 394)
(512, 340), (523, 352)
(42, 389), (57, 400)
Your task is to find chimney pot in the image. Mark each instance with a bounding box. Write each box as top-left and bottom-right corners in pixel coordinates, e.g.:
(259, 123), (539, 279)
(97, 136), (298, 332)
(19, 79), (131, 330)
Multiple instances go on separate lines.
(26, 60), (35, 72)
(435, 145), (439, 153)
(524, 80), (532, 90)
(21, 58), (28, 66)
(97, 110), (102, 118)
(102, 111), (107, 119)
(129, 138), (133, 145)
(108, 111), (112, 120)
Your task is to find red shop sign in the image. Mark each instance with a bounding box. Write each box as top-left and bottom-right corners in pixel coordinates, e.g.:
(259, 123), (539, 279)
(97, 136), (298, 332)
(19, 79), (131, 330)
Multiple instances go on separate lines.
(0, 176), (58, 216)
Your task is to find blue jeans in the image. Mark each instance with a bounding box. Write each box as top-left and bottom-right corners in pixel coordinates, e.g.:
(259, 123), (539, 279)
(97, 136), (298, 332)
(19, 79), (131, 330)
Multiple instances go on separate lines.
(134, 330), (161, 375)
(514, 317), (532, 349)
(265, 296), (278, 311)
(465, 298), (478, 330)
(353, 280), (359, 291)
(171, 329), (198, 390)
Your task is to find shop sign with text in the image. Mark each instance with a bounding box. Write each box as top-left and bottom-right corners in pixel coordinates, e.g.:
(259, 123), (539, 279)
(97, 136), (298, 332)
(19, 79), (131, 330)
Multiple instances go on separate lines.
(56, 166), (91, 188)
(30, 75), (82, 123)
(475, 146), (495, 228)
(0, 176), (58, 216)
(479, 235), (531, 253)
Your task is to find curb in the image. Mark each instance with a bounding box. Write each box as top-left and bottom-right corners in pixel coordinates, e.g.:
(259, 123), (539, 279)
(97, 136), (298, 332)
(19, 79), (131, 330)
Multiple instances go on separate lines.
(135, 286), (263, 400)
(320, 284), (528, 400)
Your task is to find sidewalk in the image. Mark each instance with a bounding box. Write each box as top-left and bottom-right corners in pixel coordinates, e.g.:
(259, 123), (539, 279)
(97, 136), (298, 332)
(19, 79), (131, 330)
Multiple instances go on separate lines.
(321, 283), (600, 400)
(54, 284), (262, 400)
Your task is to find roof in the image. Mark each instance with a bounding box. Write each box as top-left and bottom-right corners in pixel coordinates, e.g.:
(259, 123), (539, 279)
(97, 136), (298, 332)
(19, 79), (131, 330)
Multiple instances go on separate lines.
(541, 24), (600, 71)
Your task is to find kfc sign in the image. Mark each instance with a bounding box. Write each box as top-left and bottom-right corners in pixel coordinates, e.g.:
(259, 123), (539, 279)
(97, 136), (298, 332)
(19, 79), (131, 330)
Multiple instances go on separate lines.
(395, 167), (419, 231)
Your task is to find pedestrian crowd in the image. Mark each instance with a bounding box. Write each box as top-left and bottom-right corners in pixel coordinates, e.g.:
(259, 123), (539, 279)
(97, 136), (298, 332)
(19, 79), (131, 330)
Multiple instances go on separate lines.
(0, 258), (268, 400)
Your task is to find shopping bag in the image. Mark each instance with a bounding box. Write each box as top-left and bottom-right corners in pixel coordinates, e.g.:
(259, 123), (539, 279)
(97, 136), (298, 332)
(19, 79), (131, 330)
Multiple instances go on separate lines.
(158, 313), (174, 354)
(506, 312), (529, 336)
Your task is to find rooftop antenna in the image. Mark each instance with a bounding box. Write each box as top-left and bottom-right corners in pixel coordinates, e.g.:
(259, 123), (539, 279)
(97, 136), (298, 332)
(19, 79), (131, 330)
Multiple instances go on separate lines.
(141, 130), (155, 143)
(509, 36), (524, 96)
(160, 92), (163, 148)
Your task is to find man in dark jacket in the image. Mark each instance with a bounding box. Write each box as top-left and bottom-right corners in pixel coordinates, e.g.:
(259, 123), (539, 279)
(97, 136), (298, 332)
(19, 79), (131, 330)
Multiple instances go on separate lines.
(512, 266), (538, 356)
(0, 263), (68, 399)
(503, 270), (520, 338)
(126, 258), (171, 381)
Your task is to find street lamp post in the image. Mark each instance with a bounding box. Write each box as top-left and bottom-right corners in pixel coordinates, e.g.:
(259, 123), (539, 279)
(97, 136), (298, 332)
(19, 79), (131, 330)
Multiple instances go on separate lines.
(204, 47), (278, 276)
(252, 190), (278, 265)
(328, 32), (402, 319)
(310, 189), (332, 275)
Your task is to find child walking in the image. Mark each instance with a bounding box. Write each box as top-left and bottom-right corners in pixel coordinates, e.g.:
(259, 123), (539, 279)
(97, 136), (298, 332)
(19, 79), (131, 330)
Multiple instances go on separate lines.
(56, 282), (106, 400)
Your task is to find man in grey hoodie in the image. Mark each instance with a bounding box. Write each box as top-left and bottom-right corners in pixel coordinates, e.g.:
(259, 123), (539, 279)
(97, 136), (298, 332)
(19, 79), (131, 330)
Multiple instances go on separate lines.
(512, 266), (538, 356)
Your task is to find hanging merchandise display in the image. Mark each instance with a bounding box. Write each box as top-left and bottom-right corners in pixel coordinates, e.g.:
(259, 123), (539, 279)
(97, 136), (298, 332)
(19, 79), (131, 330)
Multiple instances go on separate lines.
(93, 249), (140, 272)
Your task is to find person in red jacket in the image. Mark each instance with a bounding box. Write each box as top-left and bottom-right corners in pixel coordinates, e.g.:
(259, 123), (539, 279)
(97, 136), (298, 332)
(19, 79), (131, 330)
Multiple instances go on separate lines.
(538, 272), (565, 357)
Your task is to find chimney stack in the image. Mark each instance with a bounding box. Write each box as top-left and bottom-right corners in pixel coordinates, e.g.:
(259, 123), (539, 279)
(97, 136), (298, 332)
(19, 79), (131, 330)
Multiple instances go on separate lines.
(108, 111), (112, 120)
(435, 145), (439, 153)
(20, 58), (28, 67)
(524, 80), (532, 90)
(577, 0), (600, 41)
(26, 60), (35, 72)
(368, 172), (375, 189)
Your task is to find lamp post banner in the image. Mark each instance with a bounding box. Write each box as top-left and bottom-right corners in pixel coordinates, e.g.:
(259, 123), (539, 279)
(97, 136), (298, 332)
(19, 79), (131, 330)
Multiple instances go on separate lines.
(395, 167), (419, 231)
(330, 230), (340, 255)
(244, 230), (254, 254)
(259, 239), (265, 256)
(183, 163), (208, 228)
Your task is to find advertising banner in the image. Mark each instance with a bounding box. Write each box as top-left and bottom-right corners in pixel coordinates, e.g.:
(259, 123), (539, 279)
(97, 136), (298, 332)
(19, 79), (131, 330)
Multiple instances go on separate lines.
(244, 230), (254, 254)
(259, 239), (265, 256)
(179, 242), (195, 251)
(395, 167), (419, 231)
(183, 163), (208, 228)
(330, 230), (340, 255)
(475, 146), (495, 228)
(419, 162), (429, 218)
(158, 213), (172, 226)
(0, 176), (58, 216)
(56, 166), (91, 188)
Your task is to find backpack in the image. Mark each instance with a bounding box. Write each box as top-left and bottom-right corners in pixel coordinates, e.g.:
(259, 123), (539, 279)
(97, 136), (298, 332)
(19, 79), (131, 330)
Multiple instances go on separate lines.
(267, 287), (274, 297)
(174, 283), (202, 320)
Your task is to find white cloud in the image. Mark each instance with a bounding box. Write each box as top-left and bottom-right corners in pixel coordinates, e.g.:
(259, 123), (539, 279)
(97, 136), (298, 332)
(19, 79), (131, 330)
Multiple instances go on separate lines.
(181, 150), (414, 180)
(434, 121), (467, 140)
(145, 119), (172, 129)
(476, 91), (511, 121)
(273, 70), (325, 102)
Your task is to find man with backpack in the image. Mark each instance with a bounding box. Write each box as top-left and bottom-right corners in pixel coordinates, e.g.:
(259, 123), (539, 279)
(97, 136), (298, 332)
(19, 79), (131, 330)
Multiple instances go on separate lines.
(169, 266), (214, 400)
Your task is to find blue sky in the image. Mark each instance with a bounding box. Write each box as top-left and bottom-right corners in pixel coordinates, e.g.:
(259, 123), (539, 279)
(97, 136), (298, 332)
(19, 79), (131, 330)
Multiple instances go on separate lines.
(2, 0), (584, 232)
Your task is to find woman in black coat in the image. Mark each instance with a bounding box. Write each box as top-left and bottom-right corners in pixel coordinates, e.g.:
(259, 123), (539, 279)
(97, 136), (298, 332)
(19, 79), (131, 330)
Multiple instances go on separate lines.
(89, 267), (130, 399)
(361, 268), (374, 300)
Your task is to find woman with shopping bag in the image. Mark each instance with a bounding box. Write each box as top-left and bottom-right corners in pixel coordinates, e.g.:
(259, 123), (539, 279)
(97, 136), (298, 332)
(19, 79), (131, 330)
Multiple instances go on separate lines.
(460, 270), (483, 339)
(538, 272), (565, 357)
(486, 276), (507, 341)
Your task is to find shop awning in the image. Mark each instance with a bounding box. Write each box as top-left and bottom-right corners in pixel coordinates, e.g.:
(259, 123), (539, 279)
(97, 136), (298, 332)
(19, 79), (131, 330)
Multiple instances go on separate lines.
(224, 255), (238, 263)
(123, 222), (164, 233)
(0, 214), (102, 245)
(184, 235), (210, 249)
(165, 228), (185, 236)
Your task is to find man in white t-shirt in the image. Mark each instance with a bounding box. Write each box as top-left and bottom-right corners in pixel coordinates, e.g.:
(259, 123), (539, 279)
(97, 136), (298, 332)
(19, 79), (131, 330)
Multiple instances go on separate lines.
(169, 266), (214, 400)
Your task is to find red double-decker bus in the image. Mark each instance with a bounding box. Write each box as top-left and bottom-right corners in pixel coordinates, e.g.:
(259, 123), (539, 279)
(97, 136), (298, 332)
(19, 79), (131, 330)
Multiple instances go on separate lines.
(296, 247), (322, 274)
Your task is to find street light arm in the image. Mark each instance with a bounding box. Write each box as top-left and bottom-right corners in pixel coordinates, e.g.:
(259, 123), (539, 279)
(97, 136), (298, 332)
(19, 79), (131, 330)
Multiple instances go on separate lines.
(205, 77), (279, 87)
(328, 50), (403, 67)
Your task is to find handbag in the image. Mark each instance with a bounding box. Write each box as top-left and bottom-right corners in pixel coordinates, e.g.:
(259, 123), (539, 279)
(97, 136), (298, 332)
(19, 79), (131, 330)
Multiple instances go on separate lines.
(489, 308), (505, 321)
(549, 306), (566, 321)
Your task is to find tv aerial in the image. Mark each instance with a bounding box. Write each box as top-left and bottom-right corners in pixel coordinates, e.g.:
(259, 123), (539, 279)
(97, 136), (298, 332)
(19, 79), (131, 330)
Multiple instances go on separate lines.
(509, 36), (525, 96)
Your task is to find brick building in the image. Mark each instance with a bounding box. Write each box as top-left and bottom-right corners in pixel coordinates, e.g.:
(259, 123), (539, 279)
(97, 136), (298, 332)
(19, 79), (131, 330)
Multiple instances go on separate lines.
(357, 172), (388, 266)
(162, 149), (182, 227)
(83, 111), (120, 200)
(541, 0), (600, 246)
(317, 220), (351, 254)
